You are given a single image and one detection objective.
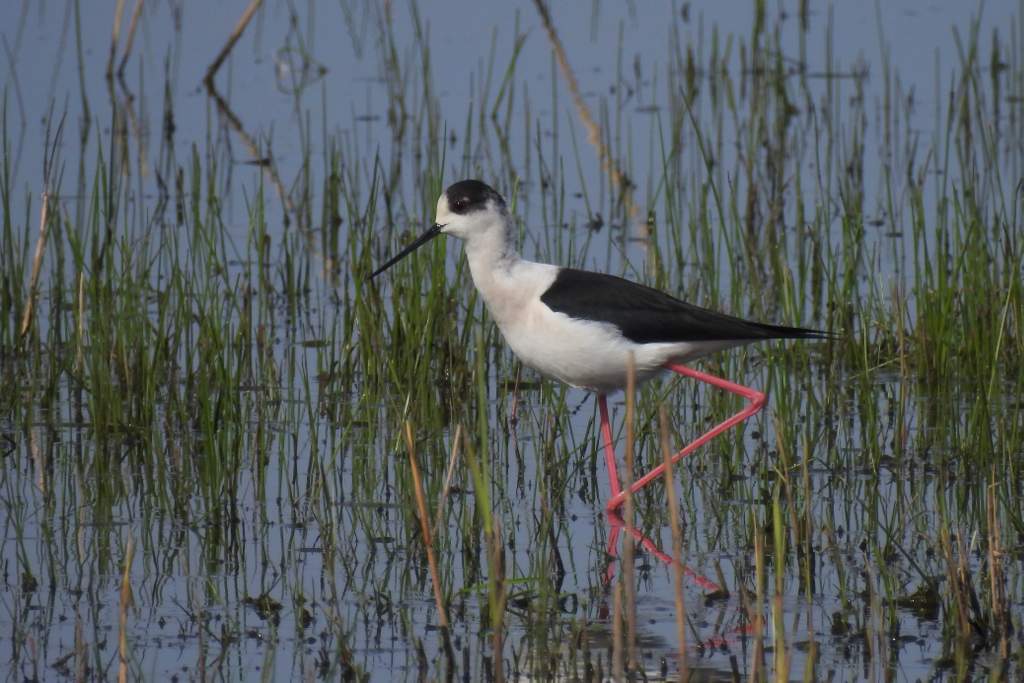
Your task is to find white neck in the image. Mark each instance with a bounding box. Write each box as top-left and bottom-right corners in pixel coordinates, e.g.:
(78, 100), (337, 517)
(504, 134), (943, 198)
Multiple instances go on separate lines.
(463, 213), (518, 274)
(462, 215), (526, 323)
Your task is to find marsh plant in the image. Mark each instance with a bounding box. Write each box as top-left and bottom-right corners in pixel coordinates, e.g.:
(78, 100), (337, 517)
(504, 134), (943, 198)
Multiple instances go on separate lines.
(1, 1), (1022, 680)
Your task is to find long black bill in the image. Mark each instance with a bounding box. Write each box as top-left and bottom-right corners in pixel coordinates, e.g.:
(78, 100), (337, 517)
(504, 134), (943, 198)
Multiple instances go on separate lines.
(368, 223), (444, 280)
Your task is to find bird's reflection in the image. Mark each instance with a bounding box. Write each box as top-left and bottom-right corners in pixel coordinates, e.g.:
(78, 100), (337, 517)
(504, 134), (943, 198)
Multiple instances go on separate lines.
(602, 511), (721, 593)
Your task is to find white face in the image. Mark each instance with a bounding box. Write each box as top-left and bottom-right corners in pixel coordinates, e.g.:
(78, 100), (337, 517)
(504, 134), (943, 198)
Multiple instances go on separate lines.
(435, 194), (455, 233)
(435, 193), (500, 240)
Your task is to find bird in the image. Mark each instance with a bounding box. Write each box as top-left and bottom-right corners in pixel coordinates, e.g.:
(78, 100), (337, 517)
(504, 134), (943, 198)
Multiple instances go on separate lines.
(370, 179), (828, 512)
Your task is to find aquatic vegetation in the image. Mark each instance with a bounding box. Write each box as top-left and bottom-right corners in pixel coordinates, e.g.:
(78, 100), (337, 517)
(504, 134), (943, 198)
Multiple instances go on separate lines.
(1, 1), (1021, 680)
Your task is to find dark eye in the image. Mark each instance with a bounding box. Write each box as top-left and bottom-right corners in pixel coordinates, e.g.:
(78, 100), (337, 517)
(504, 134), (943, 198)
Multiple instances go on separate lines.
(452, 197), (469, 213)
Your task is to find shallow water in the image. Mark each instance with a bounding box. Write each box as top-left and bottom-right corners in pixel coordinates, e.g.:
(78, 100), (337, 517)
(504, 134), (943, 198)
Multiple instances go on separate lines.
(3, 1), (1023, 681)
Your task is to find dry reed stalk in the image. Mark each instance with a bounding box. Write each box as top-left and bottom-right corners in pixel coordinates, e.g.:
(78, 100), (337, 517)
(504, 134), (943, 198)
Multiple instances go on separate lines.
(948, 530), (972, 642)
(530, 0), (643, 239)
(75, 273), (85, 373)
(799, 440), (817, 682)
(751, 525), (765, 681)
(611, 581), (624, 681)
(771, 489), (790, 681)
(404, 422), (449, 628)
(659, 407), (688, 681)
(107, 0), (126, 78)
(204, 81), (297, 224)
(118, 536), (135, 683)
(19, 192), (50, 339)
(488, 519), (506, 683)
(433, 423), (462, 536)
(986, 472), (1008, 658)
(117, 0), (144, 76)
(205, 0), (263, 83)
(75, 616), (86, 681)
(29, 427), (45, 494)
(866, 563), (884, 676)
(773, 592), (789, 683)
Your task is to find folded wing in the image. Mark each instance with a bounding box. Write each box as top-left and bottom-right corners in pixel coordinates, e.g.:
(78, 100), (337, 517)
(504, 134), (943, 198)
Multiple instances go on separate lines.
(540, 268), (827, 344)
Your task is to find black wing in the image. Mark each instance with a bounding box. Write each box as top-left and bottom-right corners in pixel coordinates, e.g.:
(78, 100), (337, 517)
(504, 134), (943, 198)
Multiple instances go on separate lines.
(540, 268), (827, 344)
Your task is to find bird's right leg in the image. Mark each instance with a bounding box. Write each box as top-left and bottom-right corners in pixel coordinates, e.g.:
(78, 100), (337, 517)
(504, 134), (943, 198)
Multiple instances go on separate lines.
(597, 394), (622, 500)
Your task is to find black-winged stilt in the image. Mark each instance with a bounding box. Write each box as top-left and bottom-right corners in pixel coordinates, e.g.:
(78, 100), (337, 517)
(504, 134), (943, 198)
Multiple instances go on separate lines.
(370, 180), (827, 512)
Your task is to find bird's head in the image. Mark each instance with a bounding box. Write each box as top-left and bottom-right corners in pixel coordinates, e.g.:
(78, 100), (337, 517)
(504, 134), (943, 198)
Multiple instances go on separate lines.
(433, 179), (507, 240)
(369, 179), (509, 279)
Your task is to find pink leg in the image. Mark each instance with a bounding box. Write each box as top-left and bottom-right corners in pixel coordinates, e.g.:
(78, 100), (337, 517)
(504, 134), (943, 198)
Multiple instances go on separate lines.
(597, 394), (622, 500)
(604, 362), (766, 513)
(603, 511), (724, 593)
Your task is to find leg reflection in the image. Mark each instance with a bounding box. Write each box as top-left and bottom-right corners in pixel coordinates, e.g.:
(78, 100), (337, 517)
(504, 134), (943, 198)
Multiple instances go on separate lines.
(603, 511), (721, 593)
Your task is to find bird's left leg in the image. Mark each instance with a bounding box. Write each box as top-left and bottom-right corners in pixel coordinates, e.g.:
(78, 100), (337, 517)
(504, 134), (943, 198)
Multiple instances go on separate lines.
(604, 362), (765, 512)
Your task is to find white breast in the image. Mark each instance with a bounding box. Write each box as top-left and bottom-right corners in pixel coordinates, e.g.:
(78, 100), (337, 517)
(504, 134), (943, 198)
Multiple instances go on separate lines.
(471, 261), (709, 392)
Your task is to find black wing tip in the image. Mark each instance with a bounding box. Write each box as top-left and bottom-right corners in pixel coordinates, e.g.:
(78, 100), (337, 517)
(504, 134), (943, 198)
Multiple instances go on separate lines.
(764, 324), (836, 341)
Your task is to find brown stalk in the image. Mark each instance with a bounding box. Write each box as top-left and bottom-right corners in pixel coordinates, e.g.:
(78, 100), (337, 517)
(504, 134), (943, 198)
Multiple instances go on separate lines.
(659, 407), (688, 680)
(488, 519), (506, 683)
(404, 422), (449, 628)
(944, 529), (972, 642)
(611, 581), (624, 681)
(117, 0), (144, 77)
(117, 536), (135, 683)
(21, 113), (63, 340)
(204, 80), (296, 225)
(106, 0), (126, 79)
(75, 273), (85, 373)
(433, 423), (462, 537)
(773, 591), (789, 682)
(204, 0), (263, 84)
(751, 522), (765, 681)
(986, 472), (1008, 657)
(531, 0), (643, 240)
(19, 191), (50, 339)
(29, 427), (45, 494)
(75, 616), (86, 680)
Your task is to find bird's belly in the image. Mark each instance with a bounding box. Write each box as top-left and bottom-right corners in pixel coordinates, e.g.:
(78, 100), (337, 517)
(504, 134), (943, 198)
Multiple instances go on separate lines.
(496, 309), (698, 393)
